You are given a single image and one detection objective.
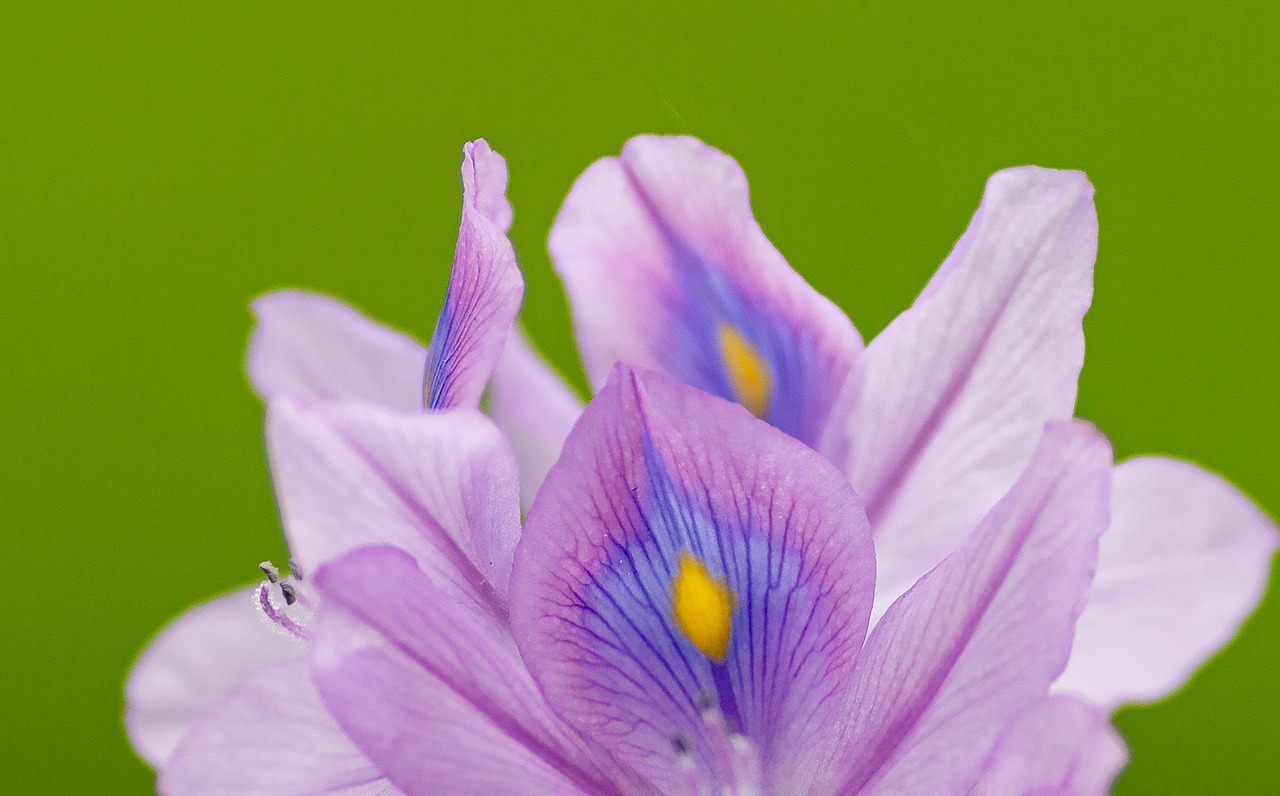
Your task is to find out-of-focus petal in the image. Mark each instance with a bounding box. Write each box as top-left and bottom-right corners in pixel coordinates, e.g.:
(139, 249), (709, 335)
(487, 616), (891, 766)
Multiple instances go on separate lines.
(265, 399), (520, 613)
(158, 658), (399, 795)
(247, 290), (427, 411)
(549, 136), (862, 448)
(424, 140), (523, 411)
(487, 326), (583, 509)
(825, 167), (1097, 617)
(510, 365), (875, 795)
(835, 421), (1112, 795)
(311, 546), (632, 796)
(1056, 456), (1279, 707)
(970, 695), (1128, 796)
(124, 586), (305, 767)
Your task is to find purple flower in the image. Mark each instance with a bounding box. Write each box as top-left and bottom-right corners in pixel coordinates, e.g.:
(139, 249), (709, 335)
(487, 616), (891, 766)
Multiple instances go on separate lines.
(125, 137), (1276, 793)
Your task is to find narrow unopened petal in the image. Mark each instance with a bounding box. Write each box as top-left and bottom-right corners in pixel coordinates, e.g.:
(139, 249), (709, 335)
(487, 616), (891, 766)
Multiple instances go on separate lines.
(247, 290), (427, 411)
(158, 658), (398, 795)
(124, 586), (305, 766)
(511, 365), (875, 794)
(836, 421), (1112, 795)
(1057, 456), (1279, 707)
(549, 136), (862, 447)
(424, 140), (523, 411)
(970, 695), (1128, 795)
(825, 167), (1097, 617)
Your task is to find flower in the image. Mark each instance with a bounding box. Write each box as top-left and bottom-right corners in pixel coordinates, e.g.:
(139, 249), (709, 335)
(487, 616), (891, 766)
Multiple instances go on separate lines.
(125, 137), (1276, 793)
(146, 362), (1125, 794)
(249, 135), (1273, 709)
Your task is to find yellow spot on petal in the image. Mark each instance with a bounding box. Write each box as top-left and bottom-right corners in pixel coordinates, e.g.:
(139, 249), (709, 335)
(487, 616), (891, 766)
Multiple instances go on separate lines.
(717, 323), (771, 419)
(671, 551), (736, 662)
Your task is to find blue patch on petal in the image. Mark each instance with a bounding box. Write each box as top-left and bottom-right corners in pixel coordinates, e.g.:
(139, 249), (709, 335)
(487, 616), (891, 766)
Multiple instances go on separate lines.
(655, 245), (828, 446)
(567, 434), (855, 782)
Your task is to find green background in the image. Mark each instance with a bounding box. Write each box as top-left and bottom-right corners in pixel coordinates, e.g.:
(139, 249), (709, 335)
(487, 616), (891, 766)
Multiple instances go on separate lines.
(2, 2), (1276, 792)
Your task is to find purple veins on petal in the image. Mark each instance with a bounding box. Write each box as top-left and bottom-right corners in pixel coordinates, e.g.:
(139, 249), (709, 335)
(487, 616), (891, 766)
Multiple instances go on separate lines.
(511, 364), (875, 795)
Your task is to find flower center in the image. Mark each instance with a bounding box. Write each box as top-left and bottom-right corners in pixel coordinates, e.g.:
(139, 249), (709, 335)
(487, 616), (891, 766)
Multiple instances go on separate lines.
(672, 704), (763, 796)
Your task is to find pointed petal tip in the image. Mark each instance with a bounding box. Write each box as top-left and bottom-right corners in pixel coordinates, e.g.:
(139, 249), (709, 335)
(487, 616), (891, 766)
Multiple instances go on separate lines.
(462, 138), (513, 232)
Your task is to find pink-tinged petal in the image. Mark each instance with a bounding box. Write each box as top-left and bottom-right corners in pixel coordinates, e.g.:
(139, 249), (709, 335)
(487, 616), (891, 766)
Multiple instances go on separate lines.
(424, 140), (523, 411)
(824, 167), (1097, 617)
(125, 586), (306, 766)
(247, 290), (427, 411)
(158, 658), (399, 796)
(311, 546), (635, 796)
(970, 695), (1128, 796)
(1056, 457), (1279, 707)
(835, 421), (1112, 795)
(510, 365), (875, 795)
(487, 326), (583, 509)
(549, 136), (862, 448)
(265, 399), (520, 614)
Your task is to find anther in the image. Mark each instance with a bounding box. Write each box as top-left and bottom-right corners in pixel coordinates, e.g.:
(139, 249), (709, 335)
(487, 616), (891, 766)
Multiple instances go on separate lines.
(259, 561), (280, 583)
(671, 734), (692, 757)
(279, 581), (298, 606)
(288, 558), (304, 581)
(696, 690), (717, 713)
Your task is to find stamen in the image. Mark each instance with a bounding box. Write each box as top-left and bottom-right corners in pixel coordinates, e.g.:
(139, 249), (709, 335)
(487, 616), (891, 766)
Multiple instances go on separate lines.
(279, 581), (298, 606)
(671, 701), (764, 796)
(255, 582), (310, 639)
(259, 561), (280, 583)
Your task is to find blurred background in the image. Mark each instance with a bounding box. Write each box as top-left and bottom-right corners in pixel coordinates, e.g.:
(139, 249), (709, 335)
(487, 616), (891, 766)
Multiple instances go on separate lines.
(2, 2), (1276, 792)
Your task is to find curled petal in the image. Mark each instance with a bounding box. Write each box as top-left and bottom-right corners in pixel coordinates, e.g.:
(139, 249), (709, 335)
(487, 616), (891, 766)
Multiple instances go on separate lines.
(510, 365), (875, 794)
(836, 422), (1112, 795)
(824, 167), (1097, 616)
(266, 399), (520, 613)
(247, 290), (426, 411)
(487, 327), (583, 509)
(424, 140), (523, 411)
(158, 658), (398, 795)
(549, 136), (862, 447)
(124, 586), (305, 766)
(1056, 456), (1279, 707)
(312, 546), (633, 796)
(970, 695), (1128, 795)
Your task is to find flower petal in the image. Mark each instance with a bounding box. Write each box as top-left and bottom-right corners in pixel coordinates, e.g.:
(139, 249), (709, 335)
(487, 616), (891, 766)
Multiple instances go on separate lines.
(265, 399), (520, 613)
(970, 695), (1128, 795)
(124, 586), (306, 767)
(311, 546), (632, 796)
(835, 421), (1112, 795)
(424, 140), (523, 411)
(486, 326), (583, 509)
(158, 658), (398, 795)
(510, 365), (875, 794)
(247, 290), (427, 411)
(1056, 456), (1279, 707)
(824, 167), (1097, 616)
(549, 136), (862, 447)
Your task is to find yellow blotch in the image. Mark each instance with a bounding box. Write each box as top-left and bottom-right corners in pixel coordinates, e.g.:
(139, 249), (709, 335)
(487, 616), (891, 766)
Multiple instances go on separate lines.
(717, 323), (771, 419)
(671, 551), (736, 663)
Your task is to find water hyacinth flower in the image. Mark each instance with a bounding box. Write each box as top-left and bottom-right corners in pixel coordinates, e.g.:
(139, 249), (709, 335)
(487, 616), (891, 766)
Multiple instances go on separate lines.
(124, 136), (1276, 792)
(245, 135), (1271, 710)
